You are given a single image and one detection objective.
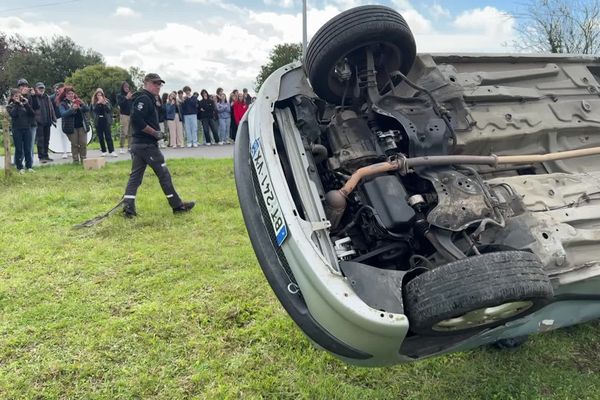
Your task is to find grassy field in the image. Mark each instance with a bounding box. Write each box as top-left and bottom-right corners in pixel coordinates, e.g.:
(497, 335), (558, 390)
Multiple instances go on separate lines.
(1, 159), (600, 399)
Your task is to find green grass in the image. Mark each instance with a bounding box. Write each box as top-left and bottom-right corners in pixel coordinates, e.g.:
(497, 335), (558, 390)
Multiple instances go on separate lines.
(1, 159), (600, 399)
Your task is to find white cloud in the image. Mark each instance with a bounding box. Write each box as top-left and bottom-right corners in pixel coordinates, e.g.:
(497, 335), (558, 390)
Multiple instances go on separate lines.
(431, 3), (450, 19)
(264, 0), (295, 8)
(0, 16), (66, 38)
(114, 7), (140, 18)
(453, 6), (514, 37)
(390, 0), (433, 34)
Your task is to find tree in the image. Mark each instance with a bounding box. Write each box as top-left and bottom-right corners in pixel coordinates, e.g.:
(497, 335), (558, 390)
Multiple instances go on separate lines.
(255, 43), (302, 91)
(65, 64), (131, 104)
(0, 34), (32, 102)
(1, 35), (103, 99)
(514, 0), (600, 54)
(128, 66), (146, 90)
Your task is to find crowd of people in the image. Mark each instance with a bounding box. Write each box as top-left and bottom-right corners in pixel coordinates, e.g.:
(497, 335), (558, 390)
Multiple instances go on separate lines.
(5, 77), (253, 173)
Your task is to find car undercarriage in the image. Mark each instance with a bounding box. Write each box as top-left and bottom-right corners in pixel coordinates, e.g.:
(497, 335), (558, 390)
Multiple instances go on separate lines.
(235, 5), (600, 366)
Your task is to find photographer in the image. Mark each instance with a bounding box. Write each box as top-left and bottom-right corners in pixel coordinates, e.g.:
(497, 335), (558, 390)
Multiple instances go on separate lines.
(57, 86), (90, 164)
(17, 79), (39, 160)
(92, 88), (117, 157)
(34, 82), (57, 163)
(117, 81), (133, 154)
(7, 88), (35, 173)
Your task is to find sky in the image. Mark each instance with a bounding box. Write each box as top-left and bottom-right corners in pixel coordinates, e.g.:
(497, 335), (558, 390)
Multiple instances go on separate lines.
(0, 0), (525, 93)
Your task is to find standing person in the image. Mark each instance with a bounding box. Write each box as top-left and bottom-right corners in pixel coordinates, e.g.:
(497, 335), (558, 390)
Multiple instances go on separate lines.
(165, 91), (184, 147)
(58, 86), (90, 164)
(229, 89), (238, 142)
(232, 92), (249, 140)
(198, 89), (219, 146)
(91, 88), (117, 157)
(242, 88), (252, 105)
(156, 93), (167, 149)
(7, 89), (35, 173)
(181, 86), (199, 147)
(216, 93), (231, 145)
(116, 81), (133, 154)
(17, 79), (39, 160)
(33, 82), (57, 163)
(122, 73), (195, 218)
(50, 83), (70, 159)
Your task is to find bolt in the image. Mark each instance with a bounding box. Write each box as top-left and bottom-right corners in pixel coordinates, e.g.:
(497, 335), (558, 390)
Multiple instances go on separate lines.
(582, 100), (592, 112)
(441, 177), (450, 184)
(505, 113), (512, 121)
(583, 77), (589, 83)
(548, 189), (555, 196)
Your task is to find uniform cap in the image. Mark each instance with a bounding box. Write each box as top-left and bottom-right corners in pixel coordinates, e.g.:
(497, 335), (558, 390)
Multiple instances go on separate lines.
(144, 73), (165, 84)
(17, 78), (29, 87)
(35, 82), (45, 89)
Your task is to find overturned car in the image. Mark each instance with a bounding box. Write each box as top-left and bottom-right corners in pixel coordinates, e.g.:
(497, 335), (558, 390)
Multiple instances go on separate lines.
(234, 5), (600, 366)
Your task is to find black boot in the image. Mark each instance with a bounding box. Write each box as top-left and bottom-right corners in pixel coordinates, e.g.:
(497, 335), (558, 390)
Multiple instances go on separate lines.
(173, 201), (195, 214)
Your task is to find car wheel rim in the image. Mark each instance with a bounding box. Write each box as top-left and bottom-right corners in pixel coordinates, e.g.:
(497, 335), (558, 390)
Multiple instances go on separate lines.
(432, 301), (534, 332)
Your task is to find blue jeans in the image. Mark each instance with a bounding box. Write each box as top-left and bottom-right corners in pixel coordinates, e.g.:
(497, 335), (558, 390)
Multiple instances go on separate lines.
(30, 126), (36, 160)
(218, 117), (230, 143)
(13, 127), (33, 170)
(183, 114), (198, 145)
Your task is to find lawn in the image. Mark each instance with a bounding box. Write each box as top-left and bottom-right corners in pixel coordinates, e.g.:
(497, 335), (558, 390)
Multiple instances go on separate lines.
(1, 159), (600, 399)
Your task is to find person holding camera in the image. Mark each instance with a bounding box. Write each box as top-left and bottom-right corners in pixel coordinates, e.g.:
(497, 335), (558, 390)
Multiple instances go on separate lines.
(92, 88), (117, 157)
(7, 88), (35, 173)
(16, 79), (39, 160)
(122, 73), (195, 218)
(57, 86), (90, 164)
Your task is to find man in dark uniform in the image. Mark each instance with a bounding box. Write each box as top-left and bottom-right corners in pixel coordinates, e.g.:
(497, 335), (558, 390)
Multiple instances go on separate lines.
(122, 73), (195, 217)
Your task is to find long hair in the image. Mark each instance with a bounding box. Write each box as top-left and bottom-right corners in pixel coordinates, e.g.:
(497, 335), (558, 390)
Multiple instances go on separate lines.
(55, 85), (75, 105)
(91, 88), (105, 105)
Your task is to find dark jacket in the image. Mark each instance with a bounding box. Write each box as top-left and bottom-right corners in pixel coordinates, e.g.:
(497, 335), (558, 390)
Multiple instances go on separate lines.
(50, 93), (61, 118)
(117, 87), (132, 116)
(164, 102), (177, 120)
(59, 100), (90, 134)
(34, 93), (57, 126)
(130, 89), (159, 144)
(92, 101), (112, 126)
(21, 93), (39, 127)
(181, 94), (198, 115)
(7, 100), (35, 130)
(198, 98), (216, 119)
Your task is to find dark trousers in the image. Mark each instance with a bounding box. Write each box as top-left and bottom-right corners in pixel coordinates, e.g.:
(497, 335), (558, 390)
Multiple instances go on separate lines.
(36, 123), (51, 160)
(124, 143), (183, 210)
(201, 118), (219, 143)
(96, 119), (114, 153)
(230, 118), (237, 141)
(13, 127), (33, 170)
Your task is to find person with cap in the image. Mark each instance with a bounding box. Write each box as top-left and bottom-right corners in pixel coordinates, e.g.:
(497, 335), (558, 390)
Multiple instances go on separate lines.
(7, 88), (35, 173)
(33, 82), (57, 163)
(17, 78), (39, 161)
(122, 73), (195, 218)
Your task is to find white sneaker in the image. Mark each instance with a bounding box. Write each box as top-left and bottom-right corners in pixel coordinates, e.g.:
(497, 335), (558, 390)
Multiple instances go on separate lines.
(62, 153), (68, 159)
(27, 168), (35, 173)
(187, 143), (192, 148)
(119, 148), (125, 154)
(18, 169), (25, 174)
(192, 143), (199, 148)
(110, 152), (118, 157)
(219, 141), (224, 145)
(101, 152), (107, 157)
(205, 142), (211, 146)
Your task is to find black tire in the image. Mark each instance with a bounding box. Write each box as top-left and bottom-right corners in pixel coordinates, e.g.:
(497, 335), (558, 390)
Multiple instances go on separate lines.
(305, 5), (416, 105)
(492, 335), (529, 350)
(404, 251), (554, 336)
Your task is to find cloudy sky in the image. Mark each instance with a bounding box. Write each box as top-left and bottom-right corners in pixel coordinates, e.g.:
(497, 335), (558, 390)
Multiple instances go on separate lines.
(0, 0), (522, 93)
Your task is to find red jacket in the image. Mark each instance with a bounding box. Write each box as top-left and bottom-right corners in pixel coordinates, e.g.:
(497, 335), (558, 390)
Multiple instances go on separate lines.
(232, 100), (248, 125)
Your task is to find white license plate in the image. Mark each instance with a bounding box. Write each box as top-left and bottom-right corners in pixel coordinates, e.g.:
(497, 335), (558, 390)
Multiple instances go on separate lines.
(251, 138), (288, 246)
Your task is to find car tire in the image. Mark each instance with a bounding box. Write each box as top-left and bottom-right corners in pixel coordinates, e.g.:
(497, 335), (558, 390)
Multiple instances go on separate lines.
(404, 251), (554, 336)
(492, 335), (529, 350)
(305, 5), (416, 105)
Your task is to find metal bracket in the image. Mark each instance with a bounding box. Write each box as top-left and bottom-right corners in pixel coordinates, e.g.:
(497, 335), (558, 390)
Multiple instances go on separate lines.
(311, 220), (332, 231)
